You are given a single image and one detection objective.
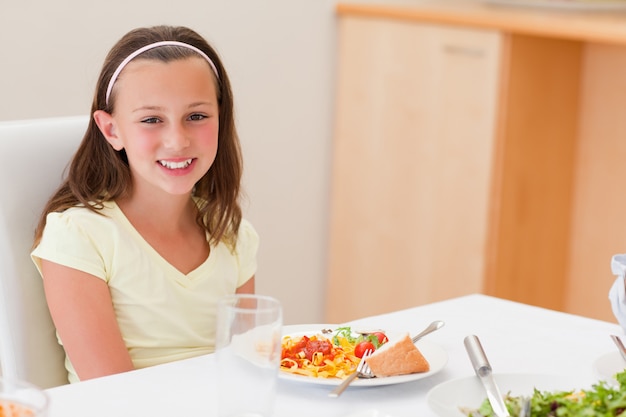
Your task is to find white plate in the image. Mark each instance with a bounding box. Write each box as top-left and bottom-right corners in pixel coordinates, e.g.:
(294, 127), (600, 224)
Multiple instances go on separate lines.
(485, 0), (626, 10)
(593, 351), (626, 383)
(342, 410), (397, 417)
(279, 324), (448, 387)
(427, 373), (589, 417)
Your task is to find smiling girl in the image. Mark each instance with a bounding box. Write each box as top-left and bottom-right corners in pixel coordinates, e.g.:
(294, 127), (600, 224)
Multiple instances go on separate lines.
(31, 26), (258, 384)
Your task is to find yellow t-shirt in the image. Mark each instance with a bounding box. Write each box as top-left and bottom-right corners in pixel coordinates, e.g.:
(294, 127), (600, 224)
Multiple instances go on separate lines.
(31, 201), (259, 383)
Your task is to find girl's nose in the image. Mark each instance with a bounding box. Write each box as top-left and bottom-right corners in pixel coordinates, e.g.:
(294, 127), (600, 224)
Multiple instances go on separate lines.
(164, 123), (190, 150)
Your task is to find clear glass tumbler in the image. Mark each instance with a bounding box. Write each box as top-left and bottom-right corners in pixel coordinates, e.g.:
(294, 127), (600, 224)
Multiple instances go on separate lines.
(215, 294), (282, 417)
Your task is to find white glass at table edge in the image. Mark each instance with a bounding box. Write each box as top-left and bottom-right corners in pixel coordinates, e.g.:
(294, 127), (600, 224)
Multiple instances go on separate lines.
(0, 376), (49, 417)
(279, 324), (449, 387)
(41, 295), (625, 417)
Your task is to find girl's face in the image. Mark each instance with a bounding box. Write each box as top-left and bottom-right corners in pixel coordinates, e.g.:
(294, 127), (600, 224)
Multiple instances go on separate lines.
(95, 56), (219, 198)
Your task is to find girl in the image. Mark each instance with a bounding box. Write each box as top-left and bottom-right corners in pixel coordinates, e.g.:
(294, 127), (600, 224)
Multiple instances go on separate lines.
(31, 25), (258, 383)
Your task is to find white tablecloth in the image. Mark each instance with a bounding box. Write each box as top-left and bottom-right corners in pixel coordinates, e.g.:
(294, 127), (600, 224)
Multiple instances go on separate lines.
(45, 294), (624, 417)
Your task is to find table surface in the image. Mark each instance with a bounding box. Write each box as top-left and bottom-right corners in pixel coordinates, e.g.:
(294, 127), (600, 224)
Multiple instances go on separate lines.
(45, 294), (624, 417)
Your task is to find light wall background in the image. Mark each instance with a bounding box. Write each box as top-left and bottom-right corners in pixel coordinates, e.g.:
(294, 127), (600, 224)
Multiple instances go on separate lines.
(0, 0), (338, 325)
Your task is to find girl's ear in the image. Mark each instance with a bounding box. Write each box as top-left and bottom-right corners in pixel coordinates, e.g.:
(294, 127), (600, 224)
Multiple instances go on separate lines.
(93, 110), (124, 151)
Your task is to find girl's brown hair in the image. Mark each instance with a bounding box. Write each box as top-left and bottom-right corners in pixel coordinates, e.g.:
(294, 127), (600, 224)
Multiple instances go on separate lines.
(33, 25), (243, 248)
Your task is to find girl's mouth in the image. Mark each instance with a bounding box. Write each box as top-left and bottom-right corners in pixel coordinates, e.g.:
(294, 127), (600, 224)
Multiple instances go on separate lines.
(157, 158), (194, 169)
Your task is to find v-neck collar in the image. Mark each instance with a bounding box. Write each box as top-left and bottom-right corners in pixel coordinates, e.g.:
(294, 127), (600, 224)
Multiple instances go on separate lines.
(106, 201), (213, 282)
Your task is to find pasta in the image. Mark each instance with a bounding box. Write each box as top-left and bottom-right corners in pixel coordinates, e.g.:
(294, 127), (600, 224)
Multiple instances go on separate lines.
(280, 333), (360, 379)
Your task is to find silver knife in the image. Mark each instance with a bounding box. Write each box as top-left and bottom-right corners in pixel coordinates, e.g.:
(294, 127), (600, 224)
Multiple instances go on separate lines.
(464, 335), (511, 417)
(611, 335), (626, 363)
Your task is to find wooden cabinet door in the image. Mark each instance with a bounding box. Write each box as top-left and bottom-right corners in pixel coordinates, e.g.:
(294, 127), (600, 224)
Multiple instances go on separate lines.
(326, 16), (503, 322)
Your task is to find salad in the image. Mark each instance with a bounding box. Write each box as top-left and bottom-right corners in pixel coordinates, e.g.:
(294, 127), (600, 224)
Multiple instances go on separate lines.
(462, 370), (626, 416)
(280, 326), (388, 379)
(332, 326), (389, 358)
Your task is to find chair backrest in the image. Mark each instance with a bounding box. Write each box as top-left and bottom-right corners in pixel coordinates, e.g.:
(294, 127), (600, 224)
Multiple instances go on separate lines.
(0, 115), (89, 388)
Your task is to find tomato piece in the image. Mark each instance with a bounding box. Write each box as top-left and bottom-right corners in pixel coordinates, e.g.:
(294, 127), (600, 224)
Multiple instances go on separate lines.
(303, 339), (333, 361)
(372, 332), (388, 346)
(354, 341), (376, 358)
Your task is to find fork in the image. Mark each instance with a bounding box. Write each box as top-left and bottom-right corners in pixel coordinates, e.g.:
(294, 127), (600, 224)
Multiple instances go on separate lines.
(328, 349), (375, 397)
(467, 396), (529, 417)
(519, 397), (531, 417)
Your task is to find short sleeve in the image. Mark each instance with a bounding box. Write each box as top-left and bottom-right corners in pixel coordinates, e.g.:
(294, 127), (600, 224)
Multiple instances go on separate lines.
(31, 211), (107, 281)
(235, 219), (259, 287)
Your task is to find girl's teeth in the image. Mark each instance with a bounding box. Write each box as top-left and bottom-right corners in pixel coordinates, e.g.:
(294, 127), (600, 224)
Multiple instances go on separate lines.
(158, 159), (192, 169)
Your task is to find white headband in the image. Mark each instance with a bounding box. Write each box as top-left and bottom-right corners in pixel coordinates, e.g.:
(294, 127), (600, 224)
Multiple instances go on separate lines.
(105, 40), (219, 106)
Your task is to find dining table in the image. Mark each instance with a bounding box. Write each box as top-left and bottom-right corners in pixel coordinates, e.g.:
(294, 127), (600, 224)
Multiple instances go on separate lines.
(44, 293), (625, 417)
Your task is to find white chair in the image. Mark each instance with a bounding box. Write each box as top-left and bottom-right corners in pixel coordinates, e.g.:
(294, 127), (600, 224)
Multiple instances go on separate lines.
(0, 115), (89, 388)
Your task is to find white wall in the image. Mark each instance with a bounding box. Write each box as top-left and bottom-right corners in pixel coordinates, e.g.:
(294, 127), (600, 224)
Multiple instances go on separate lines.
(0, 0), (338, 324)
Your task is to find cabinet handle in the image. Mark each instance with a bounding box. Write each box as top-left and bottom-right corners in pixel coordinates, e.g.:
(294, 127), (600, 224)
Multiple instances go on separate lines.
(443, 44), (485, 58)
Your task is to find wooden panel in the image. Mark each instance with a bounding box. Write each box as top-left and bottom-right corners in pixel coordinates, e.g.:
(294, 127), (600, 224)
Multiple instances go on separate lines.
(330, 3), (626, 322)
(337, 0), (626, 46)
(484, 34), (582, 311)
(326, 16), (502, 323)
(565, 43), (626, 322)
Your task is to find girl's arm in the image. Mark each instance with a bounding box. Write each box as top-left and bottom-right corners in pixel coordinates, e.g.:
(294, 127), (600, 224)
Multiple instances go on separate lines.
(41, 259), (134, 381)
(236, 275), (255, 294)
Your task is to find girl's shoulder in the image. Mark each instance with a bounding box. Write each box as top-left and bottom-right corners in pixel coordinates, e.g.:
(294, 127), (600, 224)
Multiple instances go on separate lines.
(37, 202), (120, 253)
(238, 218), (258, 238)
(48, 201), (120, 226)
(234, 218), (259, 254)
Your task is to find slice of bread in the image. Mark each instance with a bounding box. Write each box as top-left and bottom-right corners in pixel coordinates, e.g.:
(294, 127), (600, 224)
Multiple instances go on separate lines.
(365, 333), (430, 377)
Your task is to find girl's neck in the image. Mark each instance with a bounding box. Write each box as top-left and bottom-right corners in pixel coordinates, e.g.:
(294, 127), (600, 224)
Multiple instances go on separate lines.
(115, 189), (209, 275)
(116, 189), (198, 234)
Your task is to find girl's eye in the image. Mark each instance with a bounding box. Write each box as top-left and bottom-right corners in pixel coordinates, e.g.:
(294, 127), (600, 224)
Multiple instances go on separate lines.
(188, 113), (207, 121)
(141, 117), (161, 124)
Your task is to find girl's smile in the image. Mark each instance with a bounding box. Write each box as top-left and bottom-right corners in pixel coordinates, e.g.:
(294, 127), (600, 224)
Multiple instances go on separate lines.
(157, 158), (197, 176)
(158, 158), (194, 170)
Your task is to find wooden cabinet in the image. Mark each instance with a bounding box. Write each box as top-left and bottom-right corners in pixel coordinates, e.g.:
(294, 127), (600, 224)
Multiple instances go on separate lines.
(326, 1), (626, 323)
(327, 17), (503, 322)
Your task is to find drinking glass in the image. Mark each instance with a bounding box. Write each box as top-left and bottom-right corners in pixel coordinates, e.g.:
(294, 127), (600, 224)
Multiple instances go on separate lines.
(0, 376), (49, 416)
(215, 294), (282, 417)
